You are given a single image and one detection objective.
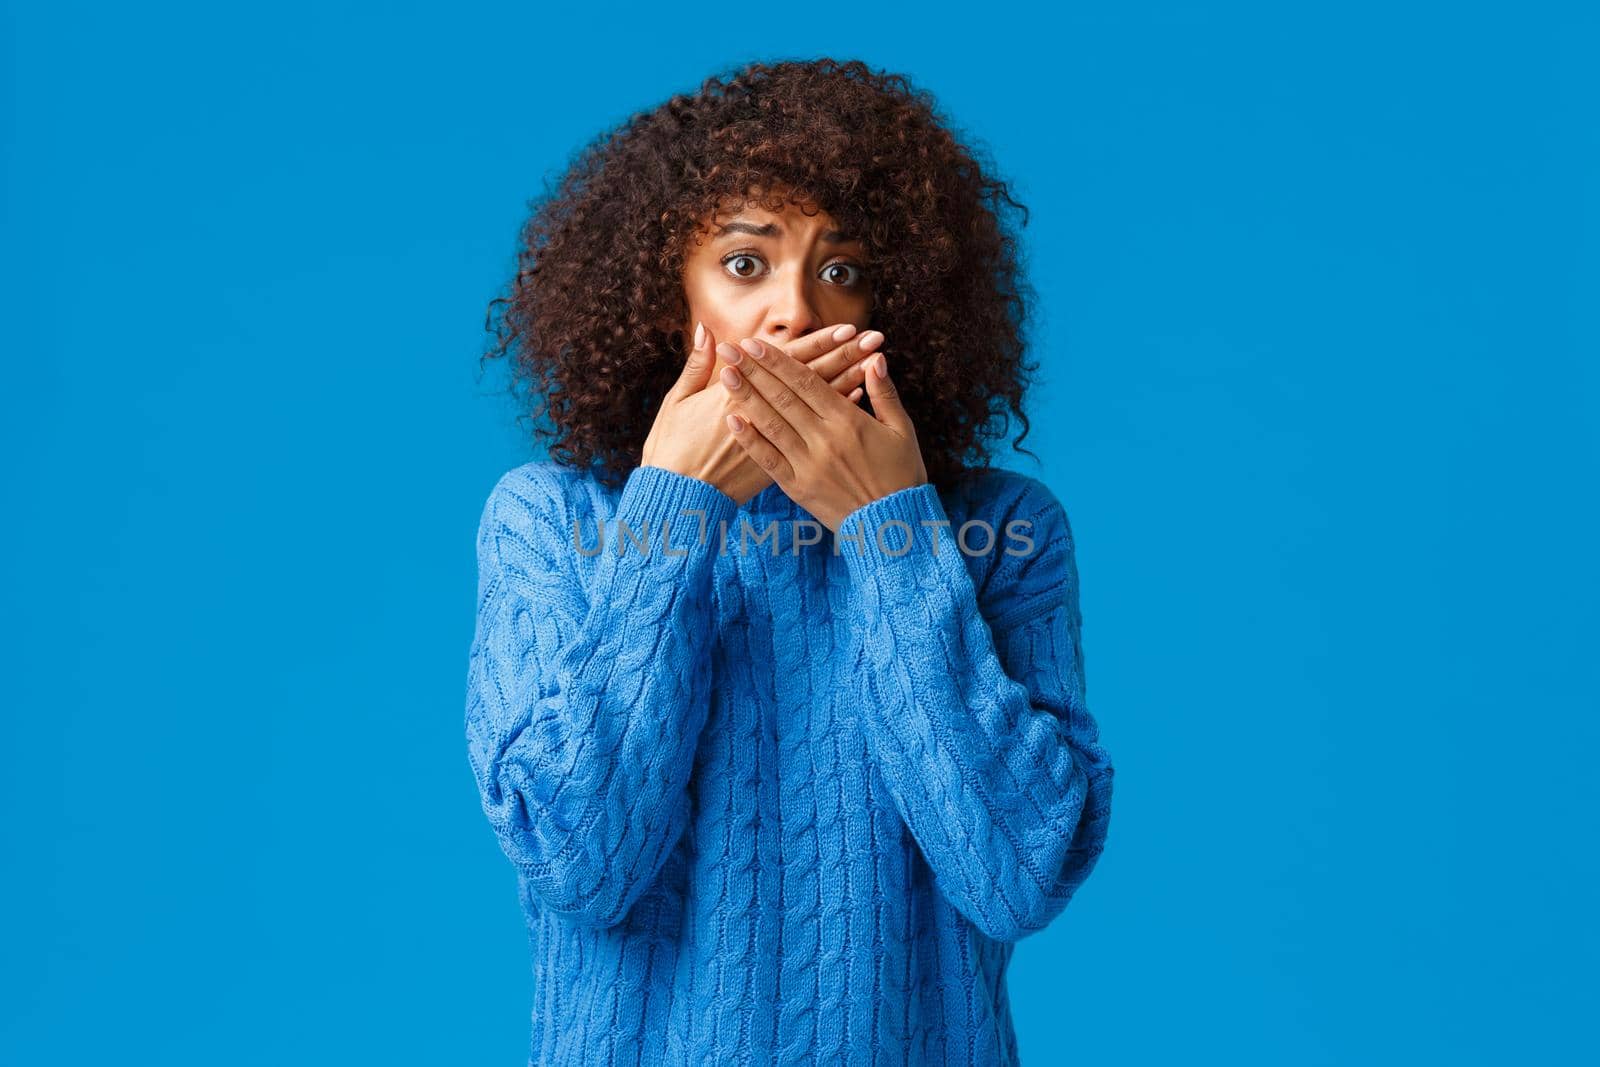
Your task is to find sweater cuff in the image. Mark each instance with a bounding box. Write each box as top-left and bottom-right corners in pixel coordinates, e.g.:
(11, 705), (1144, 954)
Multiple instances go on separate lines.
(834, 482), (956, 579)
(611, 464), (738, 566)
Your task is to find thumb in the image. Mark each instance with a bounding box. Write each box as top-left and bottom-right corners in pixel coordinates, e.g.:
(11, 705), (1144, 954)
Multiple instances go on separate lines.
(864, 353), (913, 435)
(670, 321), (716, 399)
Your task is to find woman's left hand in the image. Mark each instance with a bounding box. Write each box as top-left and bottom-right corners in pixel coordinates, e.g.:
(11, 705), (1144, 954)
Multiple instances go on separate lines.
(716, 336), (929, 533)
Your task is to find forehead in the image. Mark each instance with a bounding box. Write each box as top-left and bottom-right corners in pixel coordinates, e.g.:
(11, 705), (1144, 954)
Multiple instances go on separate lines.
(705, 192), (843, 233)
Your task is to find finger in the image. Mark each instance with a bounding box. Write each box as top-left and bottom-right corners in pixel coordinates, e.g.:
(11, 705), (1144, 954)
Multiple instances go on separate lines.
(668, 320), (717, 399)
(847, 385), (865, 405)
(864, 353), (915, 435)
(809, 328), (884, 386)
(734, 337), (843, 423)
(823, 347), (879, 394)
(717, 345), (812, 457)
(789, 322), (860, 366)
(725, 412), (796, 485)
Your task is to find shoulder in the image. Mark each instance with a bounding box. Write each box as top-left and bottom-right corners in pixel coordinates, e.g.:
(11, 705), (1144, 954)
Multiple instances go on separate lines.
(475, 459), (611, 575)
(938, 466), (1080, 628)
(938, 465), (1075, 550)
(480, 458), (594, 518)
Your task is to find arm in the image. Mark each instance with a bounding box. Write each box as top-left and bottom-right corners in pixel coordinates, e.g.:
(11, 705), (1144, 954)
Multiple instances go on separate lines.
(837, 475), (1115, 942)
(464, 462), (735, 929)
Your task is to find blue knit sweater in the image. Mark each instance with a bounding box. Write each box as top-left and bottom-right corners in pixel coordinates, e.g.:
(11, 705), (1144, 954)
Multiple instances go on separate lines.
(464, 459), (1114, 1066)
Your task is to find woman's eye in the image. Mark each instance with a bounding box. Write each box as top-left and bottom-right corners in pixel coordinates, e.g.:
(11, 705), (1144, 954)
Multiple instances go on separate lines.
(821, 261), (864, 287)
(722, 253), (766, 279)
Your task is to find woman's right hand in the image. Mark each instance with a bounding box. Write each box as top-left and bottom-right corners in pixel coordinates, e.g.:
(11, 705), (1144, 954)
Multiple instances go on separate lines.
(640, 320), (885, 505)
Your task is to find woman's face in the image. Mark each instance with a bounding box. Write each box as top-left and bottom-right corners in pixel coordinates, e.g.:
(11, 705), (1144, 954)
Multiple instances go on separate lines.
(680, 195), (872, 370)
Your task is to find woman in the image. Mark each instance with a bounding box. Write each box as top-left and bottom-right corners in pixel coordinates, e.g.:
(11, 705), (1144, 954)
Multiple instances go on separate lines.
(467, 58), (1115, 1066)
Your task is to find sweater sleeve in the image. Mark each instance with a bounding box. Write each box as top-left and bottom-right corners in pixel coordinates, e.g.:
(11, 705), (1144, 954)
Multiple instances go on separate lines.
(836, 476), (1115, 942)
(464, 462), (736, 929)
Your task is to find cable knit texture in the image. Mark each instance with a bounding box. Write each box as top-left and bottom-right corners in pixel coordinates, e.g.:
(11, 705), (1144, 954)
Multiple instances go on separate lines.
(464, 459), (1114, 1066)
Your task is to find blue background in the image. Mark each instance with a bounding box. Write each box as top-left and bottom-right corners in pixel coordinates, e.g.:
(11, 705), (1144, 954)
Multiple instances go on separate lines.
(4, 2), (1595, 1063)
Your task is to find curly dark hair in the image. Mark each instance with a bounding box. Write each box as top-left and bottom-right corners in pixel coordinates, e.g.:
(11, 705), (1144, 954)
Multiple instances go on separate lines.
(481, 57), (1041, 491)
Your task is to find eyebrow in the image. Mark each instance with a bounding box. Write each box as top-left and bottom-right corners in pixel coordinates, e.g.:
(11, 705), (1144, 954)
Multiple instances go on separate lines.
(715, 221), (857, 244)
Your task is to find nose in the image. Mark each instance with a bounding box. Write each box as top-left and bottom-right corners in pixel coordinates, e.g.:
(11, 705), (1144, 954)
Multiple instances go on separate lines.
(763, 266), (822, 342)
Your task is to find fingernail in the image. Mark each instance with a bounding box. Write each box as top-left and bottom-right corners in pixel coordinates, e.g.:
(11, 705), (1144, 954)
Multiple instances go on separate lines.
(858, 330), (884, 353)
(721, 366), (741, 388)
(873, 355), (889, 379)
(739, 337), (764, 359)
(726, 414), (745, 432)
(718, 341), (742, 365)
(694, 321), (705, 349)
(832, 324), (857, 342)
